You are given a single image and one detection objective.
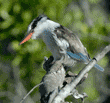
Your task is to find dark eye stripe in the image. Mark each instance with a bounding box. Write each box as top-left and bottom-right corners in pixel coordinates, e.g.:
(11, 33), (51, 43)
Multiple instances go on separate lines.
(31, 15), (50, 30)
(31, 16), (42, 29)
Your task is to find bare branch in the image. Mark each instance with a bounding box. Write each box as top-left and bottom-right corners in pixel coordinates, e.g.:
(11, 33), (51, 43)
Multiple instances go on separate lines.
(20, 82), (44, 103)
(39, 56), (66, 103)
(53, 44), (110, 103)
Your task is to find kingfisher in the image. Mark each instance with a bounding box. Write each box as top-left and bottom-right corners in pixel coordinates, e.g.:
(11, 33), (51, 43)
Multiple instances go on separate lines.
(19, 14), (104, 72)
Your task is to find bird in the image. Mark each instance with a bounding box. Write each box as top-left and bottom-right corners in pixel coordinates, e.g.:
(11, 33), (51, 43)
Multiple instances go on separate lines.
(19, 14), (104, 72)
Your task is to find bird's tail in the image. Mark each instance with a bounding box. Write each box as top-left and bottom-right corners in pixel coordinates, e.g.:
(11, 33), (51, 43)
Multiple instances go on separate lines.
(94, 64), (104, 72)
(79, 52), (104, 72)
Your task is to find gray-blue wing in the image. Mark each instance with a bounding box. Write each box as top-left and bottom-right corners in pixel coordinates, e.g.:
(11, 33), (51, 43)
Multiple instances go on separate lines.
(66, 51), (89, 62)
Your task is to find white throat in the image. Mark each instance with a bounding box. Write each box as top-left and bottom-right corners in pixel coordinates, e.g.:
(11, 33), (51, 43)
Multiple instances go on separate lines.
(31, 20), (60, 39)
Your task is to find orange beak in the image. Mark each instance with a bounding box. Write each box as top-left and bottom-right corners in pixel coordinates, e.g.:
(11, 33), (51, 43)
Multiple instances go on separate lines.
(19, 31), (34, 45)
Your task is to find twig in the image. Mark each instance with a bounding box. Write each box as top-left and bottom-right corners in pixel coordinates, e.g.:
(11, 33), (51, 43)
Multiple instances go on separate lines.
(20, 82), (44, 103)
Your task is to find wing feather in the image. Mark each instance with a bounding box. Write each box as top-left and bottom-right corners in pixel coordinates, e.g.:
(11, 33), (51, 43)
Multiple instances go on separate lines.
(54, 25), (90, 61)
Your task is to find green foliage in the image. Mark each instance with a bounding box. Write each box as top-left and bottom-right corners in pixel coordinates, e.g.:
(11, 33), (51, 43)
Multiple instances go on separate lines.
(0, 0), (109, 102)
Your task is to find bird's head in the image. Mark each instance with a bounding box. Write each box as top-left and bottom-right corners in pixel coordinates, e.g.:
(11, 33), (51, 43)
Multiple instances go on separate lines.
(19, 15), (60, 45)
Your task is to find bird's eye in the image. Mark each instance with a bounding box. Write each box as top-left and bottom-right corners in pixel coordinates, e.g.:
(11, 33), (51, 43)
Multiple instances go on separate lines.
(31, 29), (34, 33)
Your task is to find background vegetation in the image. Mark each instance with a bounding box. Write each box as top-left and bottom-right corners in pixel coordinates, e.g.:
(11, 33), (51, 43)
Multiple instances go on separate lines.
(0, 0), (110, 103)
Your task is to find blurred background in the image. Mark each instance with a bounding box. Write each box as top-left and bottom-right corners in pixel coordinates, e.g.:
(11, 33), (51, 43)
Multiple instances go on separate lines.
(0, 0), (110, 103)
